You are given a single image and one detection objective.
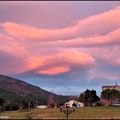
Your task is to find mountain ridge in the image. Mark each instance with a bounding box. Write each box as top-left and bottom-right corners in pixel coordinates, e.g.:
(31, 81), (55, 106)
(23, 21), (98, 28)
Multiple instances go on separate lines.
(0, 75), (69, 105)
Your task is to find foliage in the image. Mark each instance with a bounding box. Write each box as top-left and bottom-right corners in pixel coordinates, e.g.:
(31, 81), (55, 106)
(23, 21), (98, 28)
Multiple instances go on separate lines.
(0, 88), (68, 110)
(79, 89), (100, 106)
(0, 75), (69, 111)
(48, 102), (55, 108)
(0, 98), (5, 107)
(101, 89), (120, 101)
(5, 103), (19, 111)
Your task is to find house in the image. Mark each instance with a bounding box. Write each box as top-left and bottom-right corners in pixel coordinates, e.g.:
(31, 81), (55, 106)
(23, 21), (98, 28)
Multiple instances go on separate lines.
(64, 100), (84, 108)
(37, 105), (48, 109)
(102, 83), (120, 91)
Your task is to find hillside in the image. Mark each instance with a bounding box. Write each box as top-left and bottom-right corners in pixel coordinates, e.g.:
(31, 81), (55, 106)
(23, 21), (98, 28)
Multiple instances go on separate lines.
(0, 75), (69, 106)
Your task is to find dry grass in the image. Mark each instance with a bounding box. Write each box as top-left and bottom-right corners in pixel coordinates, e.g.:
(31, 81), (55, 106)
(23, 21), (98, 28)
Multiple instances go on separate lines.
(1, 110), (29, 119)
(30, 107), (120, 119)
(1, 107), (120, 119)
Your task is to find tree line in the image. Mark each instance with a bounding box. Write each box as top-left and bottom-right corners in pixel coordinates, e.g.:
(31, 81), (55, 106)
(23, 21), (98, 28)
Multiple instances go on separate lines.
(0, 88), (120, 111)
(79, 89), (120, 106)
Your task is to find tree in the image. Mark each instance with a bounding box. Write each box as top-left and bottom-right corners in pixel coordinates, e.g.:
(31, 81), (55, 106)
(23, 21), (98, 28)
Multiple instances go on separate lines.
(79, 89), (100, 106)
(0, 98), (5, 114)
(0, 98), (5, 107)
(5, 103), (19, 111)
(101, 89), (120, 105)
(49, 102), (55, 108)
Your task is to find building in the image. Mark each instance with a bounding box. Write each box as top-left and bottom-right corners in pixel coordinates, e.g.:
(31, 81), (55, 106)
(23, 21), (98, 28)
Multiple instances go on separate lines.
(102, 83), (120, 91)
(101, 83), (120, 105)
(37, 105), (48, 109)
(64, 100), (84, 108)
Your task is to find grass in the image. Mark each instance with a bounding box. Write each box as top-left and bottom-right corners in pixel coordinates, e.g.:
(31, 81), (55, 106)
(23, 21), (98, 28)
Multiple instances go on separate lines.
(0, 110), (29, 119)
(29, 107), (120, 119)
(1, 107), (120, 119)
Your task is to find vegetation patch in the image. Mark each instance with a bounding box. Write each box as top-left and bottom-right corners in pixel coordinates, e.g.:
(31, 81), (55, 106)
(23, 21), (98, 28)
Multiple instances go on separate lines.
(29, 107), (120, 119)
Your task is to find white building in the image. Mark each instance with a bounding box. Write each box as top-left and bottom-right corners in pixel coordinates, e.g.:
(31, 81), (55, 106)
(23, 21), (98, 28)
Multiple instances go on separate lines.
(37, 105), (48, 109)
(64, 100), (84, 108)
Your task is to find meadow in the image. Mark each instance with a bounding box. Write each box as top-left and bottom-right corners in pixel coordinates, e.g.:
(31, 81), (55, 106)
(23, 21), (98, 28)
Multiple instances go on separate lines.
(29, 107), (120, 119)
(1, 107), (120, 119)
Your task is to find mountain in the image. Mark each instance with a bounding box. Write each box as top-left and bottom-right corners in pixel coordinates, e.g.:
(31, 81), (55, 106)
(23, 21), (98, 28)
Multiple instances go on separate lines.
(0, 75), (69, 106)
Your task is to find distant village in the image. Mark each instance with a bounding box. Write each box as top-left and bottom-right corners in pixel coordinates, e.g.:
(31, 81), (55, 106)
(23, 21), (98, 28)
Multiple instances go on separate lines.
(36, 83), (120, 109)
(1, 82), (120, 113)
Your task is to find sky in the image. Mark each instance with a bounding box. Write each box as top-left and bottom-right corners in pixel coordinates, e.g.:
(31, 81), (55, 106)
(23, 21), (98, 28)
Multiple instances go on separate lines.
(0, 1), (120, 96)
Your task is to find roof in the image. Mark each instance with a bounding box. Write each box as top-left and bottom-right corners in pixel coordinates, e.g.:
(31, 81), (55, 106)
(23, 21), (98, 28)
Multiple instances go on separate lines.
(102, 85), (120, 89)
(65, 100), (83, 104)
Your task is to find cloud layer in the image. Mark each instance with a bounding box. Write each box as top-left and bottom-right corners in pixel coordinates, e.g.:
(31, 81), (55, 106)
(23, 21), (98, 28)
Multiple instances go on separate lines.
(0, 4), (120, 95)
(1, 6), (120, 41)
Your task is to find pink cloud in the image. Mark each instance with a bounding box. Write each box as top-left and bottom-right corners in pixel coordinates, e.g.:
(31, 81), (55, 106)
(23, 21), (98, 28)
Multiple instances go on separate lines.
(74, 6), (120, 36)
(88, 70), (120, 81)
(48, 27), (120, 48)
(80, 45), (120, 68)
(1, 5), (120, 78)
(37, 66), (70, 75)
(0, 34), (30, 74)
(26, 50), (95, 75)
(0, 33), (95, 76)
(0, 22), (75, 41)
(1, 6), (120, 41)
(97, 47), (120, 66)
(0, 32), (28, 57)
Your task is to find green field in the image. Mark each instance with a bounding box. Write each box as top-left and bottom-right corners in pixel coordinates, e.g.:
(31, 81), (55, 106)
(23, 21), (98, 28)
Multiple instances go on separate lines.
(1, 107), (120, 119)
(0, 110), (29, 119)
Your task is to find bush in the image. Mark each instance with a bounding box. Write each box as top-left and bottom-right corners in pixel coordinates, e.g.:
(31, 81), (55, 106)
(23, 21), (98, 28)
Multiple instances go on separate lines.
(94, 102), (102, 106)
(5, 103), (19, 111)
(49, 103), (55, 108)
